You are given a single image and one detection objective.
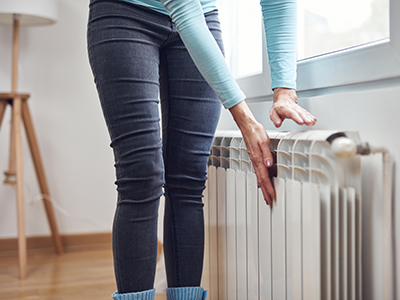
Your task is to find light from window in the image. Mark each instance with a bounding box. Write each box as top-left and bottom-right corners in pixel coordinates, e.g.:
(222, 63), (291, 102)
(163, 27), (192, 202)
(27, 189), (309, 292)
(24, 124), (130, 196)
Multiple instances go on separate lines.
(219, 0), (263, 78)
(297, 0), (390, 60)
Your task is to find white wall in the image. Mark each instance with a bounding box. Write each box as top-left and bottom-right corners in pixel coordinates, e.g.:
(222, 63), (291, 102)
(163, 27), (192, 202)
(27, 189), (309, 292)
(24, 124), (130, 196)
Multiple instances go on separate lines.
(0, 0), (116, 237)
(218, 82), (400, 300)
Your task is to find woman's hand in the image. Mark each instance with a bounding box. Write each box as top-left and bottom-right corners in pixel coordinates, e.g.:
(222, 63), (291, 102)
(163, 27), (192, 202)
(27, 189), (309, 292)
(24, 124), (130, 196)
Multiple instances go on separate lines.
(270, 88), (316, 128)
(229, 101), (275, 205)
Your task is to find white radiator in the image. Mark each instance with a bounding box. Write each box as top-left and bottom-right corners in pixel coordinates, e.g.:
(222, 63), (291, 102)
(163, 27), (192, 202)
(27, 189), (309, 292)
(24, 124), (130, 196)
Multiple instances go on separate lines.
(201, 130), (364, 300)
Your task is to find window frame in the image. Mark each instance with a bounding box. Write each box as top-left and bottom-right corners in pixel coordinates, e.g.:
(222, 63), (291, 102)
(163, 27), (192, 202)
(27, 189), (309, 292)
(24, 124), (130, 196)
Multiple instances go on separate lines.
(234, 0), (400, 98)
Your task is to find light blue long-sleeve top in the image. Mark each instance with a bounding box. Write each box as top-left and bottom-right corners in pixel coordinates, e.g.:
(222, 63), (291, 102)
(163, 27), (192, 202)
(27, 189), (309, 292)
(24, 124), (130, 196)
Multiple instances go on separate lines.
(122, 0), (297, 109)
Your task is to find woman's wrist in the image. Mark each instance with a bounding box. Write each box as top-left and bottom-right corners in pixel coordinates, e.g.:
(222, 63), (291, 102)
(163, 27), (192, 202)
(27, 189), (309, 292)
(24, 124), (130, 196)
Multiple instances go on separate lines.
(229, 100), (258, 132)
(273, 87), (297, 104)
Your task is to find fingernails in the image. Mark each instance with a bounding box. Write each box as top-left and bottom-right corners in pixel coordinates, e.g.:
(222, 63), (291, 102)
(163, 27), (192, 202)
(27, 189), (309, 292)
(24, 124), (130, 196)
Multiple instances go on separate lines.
(266, 160), (272, 167)
(257, 184), (260, 188)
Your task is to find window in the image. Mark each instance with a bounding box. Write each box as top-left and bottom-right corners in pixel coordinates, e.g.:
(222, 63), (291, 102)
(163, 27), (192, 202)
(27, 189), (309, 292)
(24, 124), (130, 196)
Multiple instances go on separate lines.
(219, 0), (270, 98)
(219, 0), (263, 78)
(297, 0), (390, 61)
(218, 0), (399, 97)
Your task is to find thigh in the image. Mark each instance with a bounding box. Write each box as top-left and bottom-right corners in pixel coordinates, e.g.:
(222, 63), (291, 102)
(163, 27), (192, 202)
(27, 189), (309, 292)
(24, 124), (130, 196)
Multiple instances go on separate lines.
(88, 0), (172, 199)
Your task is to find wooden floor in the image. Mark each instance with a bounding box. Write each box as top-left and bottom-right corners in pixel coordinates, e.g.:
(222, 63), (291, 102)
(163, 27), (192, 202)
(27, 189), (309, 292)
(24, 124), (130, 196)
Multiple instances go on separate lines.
(0, 249), (166, 300)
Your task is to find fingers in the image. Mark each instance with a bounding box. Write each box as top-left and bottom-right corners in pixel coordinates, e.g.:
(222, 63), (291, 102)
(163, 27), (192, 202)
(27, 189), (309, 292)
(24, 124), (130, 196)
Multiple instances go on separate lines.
(270, 102), (317, 127)
(259, 132), (275, 204)
(259, 133), (273, 167)
(269, 107), (283, 128)
(261, 176), (275, 205)
(254, 161), (275, 205)
(296, 106), (317, 126)
(270, 103), (303, 126)
(282, 105), (305, 125)
(247, 129), (275, 205)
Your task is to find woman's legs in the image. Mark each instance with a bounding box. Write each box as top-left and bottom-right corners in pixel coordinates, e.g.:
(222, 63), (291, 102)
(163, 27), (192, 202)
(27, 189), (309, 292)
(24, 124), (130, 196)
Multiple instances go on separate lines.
(88, 0), (223, 297)
(160, 11), (223, 289)
(87, 0), (172, 294)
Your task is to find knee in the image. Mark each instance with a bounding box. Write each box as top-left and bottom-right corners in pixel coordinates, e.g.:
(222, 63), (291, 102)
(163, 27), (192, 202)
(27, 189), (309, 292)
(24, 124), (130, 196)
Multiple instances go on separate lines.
(164, 172), (207, 201)
(164, 151), (209, 200)
(114, 150), (165, 201)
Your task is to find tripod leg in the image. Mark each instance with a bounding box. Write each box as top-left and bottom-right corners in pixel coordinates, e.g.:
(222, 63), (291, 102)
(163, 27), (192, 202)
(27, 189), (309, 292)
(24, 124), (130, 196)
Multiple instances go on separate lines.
(0, 99), (7, 127)
(21, 100), (63, 254)
(0, 99), (17, 184)
(12, 96), (27, 279)
(5, 106), (17, 184)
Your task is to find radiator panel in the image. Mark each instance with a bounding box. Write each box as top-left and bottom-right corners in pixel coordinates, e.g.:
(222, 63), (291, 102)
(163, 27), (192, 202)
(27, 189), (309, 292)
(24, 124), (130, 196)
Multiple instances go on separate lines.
(272, 177), (287, 300)
(208, 165), (218, 300)
(286, 179), (302, 300)
(236, 170), (247, 300)
(302, 182), (321, 300)
(217, 168), (227, 300)
(258, 187), (272, 300)
(348, 188), (356, 300)
(339, 187), (348, 300)
(202, 172), (211, 293)
(226, 169), (237, 300)
(247, 172), (259, 299)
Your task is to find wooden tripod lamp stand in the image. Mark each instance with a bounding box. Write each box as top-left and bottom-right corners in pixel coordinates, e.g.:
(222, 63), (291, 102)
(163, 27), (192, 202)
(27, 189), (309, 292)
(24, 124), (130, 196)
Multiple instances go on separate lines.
(0, 0), (63, 279)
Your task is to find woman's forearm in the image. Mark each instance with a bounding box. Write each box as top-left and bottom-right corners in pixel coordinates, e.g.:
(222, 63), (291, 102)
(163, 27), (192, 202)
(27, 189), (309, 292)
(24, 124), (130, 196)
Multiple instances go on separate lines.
(261, 0), (297, 90)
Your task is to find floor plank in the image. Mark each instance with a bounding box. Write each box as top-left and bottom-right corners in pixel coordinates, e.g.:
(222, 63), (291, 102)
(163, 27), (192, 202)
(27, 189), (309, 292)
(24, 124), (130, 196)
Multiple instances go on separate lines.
(0, 249), (166, 300)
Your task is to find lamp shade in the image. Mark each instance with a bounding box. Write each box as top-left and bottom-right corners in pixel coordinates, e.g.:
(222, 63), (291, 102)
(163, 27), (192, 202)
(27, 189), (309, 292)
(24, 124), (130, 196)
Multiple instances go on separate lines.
(0, 0), (58, 26)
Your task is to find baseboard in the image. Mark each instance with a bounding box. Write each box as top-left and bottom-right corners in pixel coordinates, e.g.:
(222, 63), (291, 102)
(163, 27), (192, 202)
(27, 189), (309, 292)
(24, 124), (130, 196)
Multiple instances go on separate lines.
(0, 232), (112, 256)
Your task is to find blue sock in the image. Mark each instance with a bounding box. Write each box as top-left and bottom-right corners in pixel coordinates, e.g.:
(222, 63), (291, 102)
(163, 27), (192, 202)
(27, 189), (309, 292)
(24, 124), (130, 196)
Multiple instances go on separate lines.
(112, 288), (155, 300)
(166, 287), (207, 300)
